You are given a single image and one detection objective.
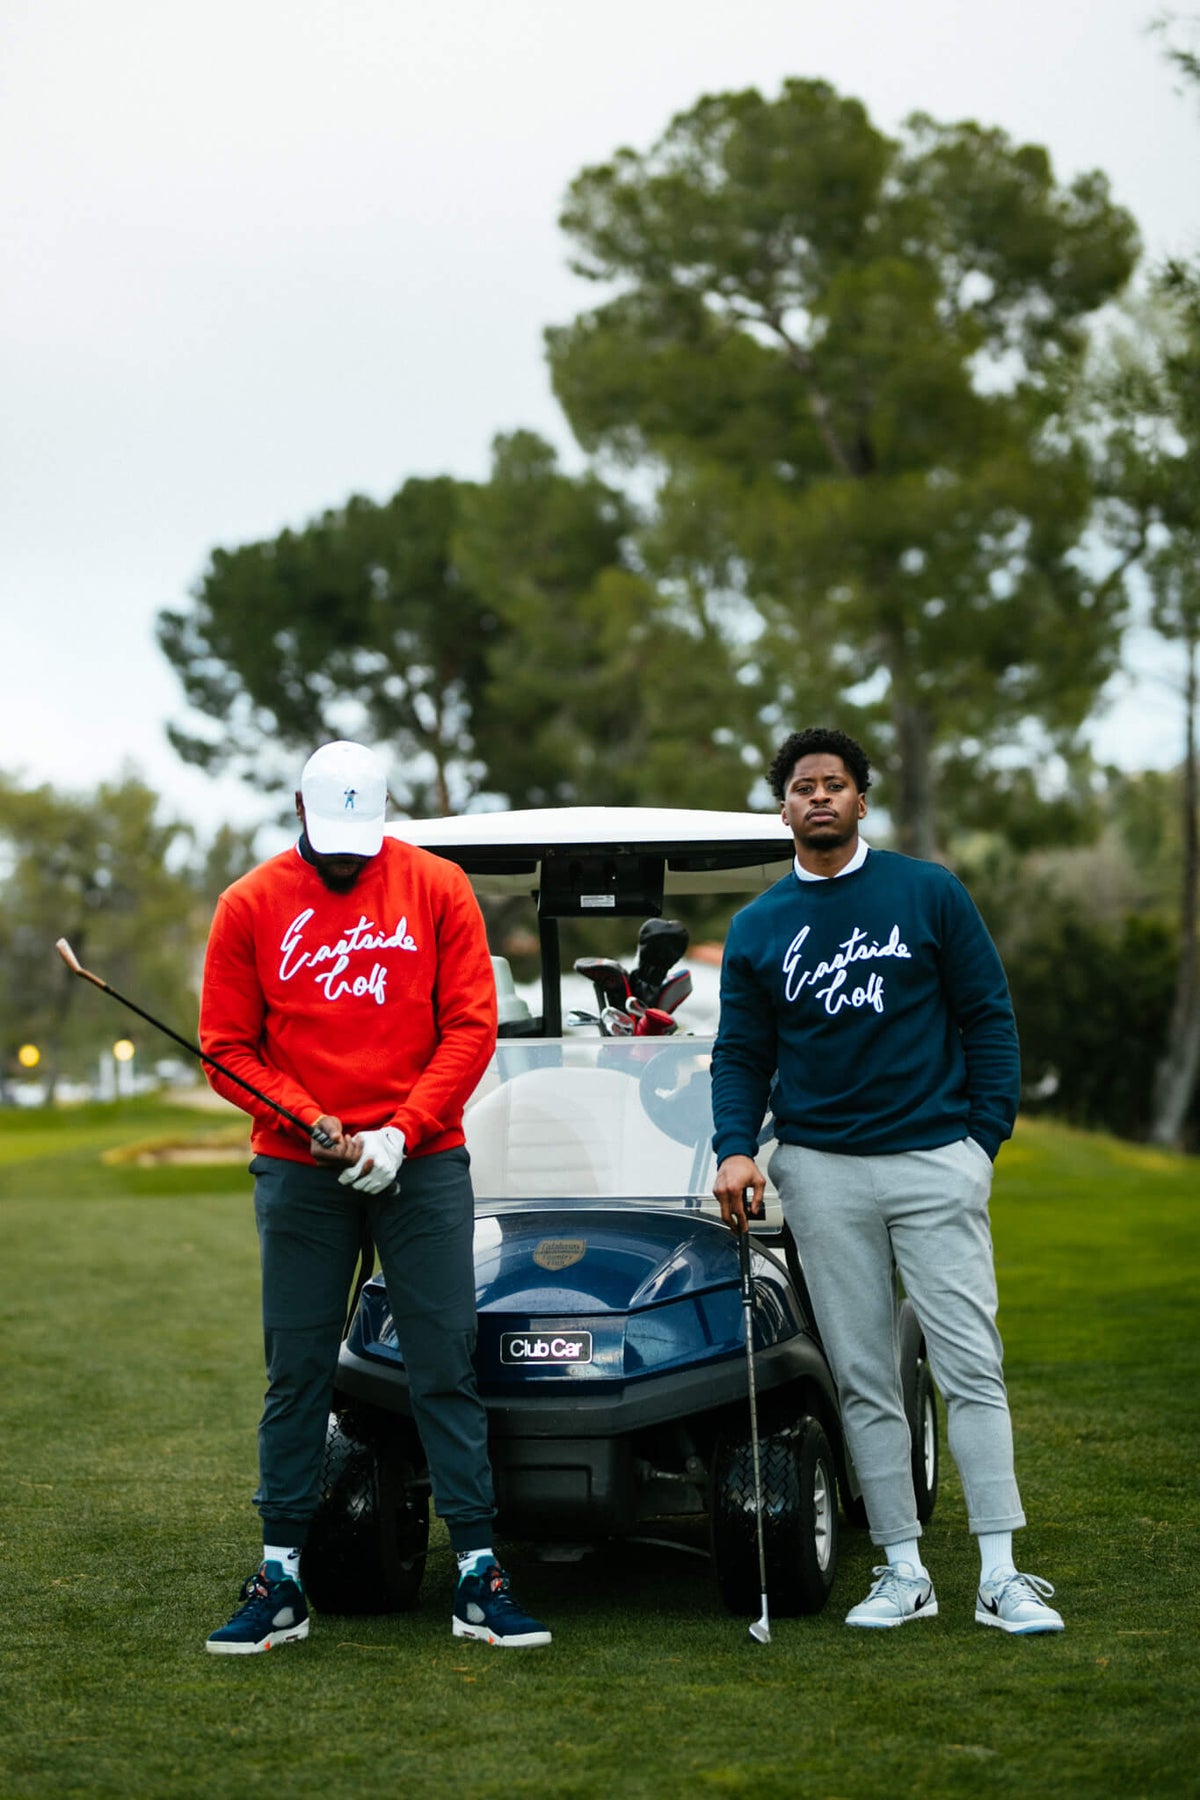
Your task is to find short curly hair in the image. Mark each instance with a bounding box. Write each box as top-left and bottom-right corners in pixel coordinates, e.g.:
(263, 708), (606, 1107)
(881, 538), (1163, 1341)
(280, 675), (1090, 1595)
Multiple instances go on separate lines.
(767, 728), (872, 801)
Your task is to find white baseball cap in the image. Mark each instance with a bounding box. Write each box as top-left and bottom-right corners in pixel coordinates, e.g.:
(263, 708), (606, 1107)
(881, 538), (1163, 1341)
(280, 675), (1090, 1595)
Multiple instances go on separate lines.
(300, 741), (389, 857)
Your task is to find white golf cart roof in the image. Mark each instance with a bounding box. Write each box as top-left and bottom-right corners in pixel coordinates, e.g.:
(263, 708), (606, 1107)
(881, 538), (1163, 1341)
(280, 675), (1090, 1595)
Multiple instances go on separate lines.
(387, 805), (794, 898)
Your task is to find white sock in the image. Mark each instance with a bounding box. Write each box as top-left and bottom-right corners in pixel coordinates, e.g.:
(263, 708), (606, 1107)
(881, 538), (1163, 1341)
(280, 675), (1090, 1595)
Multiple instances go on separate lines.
(456, 1546), (495, 1578)
(884, 1539), (928, 1578)
(263, 1544), (303, 1582)
(977, 1533), (1016, 1583)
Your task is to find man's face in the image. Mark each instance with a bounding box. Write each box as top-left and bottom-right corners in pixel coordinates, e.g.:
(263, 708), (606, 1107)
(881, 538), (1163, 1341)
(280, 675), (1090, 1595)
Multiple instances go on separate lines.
(780, 753), (865, 852)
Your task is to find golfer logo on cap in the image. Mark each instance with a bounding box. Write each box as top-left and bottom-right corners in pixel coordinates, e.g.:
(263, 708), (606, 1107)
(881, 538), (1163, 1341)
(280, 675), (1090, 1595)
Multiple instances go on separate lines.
(343, 787), (358, 811)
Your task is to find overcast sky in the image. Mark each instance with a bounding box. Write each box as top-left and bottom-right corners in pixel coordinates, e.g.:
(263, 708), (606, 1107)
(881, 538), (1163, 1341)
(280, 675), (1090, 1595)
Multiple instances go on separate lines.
(4, 0), (1198, 842)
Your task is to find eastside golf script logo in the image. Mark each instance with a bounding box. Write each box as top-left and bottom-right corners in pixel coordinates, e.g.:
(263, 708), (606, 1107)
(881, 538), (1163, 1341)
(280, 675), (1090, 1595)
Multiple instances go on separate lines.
(278, 909), (419, 1005)
(781, 922), (911, 1016)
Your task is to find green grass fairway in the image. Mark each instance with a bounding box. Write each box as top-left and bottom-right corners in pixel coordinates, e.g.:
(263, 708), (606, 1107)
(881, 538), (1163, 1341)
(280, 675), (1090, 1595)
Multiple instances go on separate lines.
(0, 1103), (1195, 1798)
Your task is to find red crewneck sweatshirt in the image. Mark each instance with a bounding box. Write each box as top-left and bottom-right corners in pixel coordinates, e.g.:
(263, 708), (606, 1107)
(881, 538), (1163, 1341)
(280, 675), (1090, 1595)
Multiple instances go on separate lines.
(199, 837), (497, 1162)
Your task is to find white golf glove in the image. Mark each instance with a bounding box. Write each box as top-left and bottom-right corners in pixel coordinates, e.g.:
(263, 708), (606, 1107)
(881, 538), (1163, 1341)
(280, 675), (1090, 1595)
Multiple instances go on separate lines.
(338, 1126), (406, 1194)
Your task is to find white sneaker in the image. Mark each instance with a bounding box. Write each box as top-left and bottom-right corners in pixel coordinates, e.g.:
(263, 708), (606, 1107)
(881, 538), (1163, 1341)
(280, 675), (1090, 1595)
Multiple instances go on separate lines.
(976, 1570), (1064, 1635)
(845, 1562), (938, 1629)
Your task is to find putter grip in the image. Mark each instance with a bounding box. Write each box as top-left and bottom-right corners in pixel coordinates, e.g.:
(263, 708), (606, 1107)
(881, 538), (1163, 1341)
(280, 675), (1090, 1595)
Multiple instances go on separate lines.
(312, 1124), (336, 1150)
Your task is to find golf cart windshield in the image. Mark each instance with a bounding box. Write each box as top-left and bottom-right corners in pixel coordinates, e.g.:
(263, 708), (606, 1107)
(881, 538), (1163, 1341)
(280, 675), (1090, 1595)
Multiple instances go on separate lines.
(388, 806), (794, 1214)
(389, 805), (795, 1036)
(465, 1037), (780, 1208)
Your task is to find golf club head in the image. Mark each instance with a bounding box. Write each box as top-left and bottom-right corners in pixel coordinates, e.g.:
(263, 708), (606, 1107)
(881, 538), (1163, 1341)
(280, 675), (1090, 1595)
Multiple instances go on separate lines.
(748, 1614), (771, 1645)
(574, 957), (632, 1011)
(56, 937), (83, 974)
(53, 936), (323, 1148)
(654, 969), (693, 1014)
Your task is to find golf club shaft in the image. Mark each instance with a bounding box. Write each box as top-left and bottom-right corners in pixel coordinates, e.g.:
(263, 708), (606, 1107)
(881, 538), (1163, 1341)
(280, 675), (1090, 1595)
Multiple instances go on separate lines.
(738, 1218), (771, 1633)
(55, 938), (334, 1149)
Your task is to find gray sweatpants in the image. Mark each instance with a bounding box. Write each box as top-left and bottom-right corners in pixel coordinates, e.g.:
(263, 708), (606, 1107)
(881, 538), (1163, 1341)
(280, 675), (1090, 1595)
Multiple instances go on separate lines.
(770, 1138), (1025, 1546)
(250, 1146), (494, 1553)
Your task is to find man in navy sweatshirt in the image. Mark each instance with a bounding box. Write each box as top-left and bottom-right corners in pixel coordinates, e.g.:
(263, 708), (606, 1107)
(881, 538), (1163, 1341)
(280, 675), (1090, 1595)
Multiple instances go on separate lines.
(711, 726), (1064, 1635)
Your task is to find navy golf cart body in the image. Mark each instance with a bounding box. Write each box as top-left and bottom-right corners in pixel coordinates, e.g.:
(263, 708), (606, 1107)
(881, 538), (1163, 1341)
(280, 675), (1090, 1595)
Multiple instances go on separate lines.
(302, 809), (939, 1618)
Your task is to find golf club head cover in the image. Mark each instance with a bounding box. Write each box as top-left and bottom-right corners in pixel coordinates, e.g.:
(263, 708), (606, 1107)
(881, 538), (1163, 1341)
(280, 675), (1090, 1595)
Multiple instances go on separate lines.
(338, 1126), (406, 1194)
(631, 918), (689, 1004)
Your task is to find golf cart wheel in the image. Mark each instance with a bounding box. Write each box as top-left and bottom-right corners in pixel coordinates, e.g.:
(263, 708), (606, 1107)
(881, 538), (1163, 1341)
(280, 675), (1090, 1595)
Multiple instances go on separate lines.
(909, 1356), (940, 1523)
(840, 1487), (870, 1530)
(301, 1412), (429, 1615)
(710, 1416), (839, 1617)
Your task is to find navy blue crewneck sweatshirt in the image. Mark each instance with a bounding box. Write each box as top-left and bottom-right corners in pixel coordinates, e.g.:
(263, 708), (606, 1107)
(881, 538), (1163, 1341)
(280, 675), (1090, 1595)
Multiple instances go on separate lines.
(711, 848), (1019, 1163)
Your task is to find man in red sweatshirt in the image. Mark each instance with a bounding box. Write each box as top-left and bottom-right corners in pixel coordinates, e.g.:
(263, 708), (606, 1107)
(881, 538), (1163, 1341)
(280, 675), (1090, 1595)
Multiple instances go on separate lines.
(200, 740), (550, 1653)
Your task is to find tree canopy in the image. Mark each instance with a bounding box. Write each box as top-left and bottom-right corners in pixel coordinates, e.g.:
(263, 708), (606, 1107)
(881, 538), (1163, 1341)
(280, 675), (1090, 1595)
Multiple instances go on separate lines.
(158, 476), (497, 816)
(158, 431), (765, 815)
(455, 431), (763, 809)
(0, 773), (202, 1093)
(546, 79), (1141, 853)
(1085, 281), (1200, 1146)
(158, 81), (1142, 850)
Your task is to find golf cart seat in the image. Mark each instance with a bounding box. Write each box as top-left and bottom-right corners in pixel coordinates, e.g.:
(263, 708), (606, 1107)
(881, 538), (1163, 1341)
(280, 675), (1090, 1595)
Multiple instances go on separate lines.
(464, 1065), (694, 1199)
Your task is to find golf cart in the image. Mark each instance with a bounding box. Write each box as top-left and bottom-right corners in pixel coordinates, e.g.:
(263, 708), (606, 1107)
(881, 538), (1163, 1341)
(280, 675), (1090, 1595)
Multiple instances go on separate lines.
(301, 809), (939, 1619)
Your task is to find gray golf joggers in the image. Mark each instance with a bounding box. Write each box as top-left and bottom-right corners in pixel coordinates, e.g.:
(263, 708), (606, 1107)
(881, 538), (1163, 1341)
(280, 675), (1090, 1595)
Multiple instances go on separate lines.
(250, 1145), (494, 1552)
(770, 1138), (1026, 1547)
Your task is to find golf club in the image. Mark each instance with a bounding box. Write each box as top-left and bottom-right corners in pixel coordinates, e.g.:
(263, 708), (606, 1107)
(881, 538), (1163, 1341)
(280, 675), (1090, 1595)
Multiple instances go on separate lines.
(737, 1201), (771, 1645)
(574, 956), (633, 1011)
(55, 937), (336, 1150)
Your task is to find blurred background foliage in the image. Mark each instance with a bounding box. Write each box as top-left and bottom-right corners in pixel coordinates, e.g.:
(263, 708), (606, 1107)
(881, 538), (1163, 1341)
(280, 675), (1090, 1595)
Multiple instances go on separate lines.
(4, 66), (1199, 1146)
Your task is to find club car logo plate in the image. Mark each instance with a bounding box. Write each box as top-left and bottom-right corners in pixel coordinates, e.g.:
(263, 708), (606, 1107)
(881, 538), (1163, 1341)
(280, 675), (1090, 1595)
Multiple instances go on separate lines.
(533, 1238), (586, 1271)
(501, 1331), (593, 1365)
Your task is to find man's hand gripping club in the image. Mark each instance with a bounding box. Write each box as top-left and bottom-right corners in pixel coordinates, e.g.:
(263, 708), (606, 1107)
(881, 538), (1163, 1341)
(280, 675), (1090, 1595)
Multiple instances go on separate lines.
(309, 1117), (406, 1194)
(714, 1154), (766, 1232)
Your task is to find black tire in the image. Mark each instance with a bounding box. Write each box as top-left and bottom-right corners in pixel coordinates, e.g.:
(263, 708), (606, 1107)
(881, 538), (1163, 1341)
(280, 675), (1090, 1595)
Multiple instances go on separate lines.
(710, 1416), (839, 1617)
(841, 1483), (870, 1531)
(837, 1354), (939, 1529)
(301, 1412), (429, 1615)
(908, 1356), (940, 1524)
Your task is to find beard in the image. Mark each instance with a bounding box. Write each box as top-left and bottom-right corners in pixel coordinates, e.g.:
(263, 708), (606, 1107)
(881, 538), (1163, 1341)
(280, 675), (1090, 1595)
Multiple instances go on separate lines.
(797, 816), (856, 851)
(298, 831), (369, 892)
(313, 853), (363, 889)
(316, 861), (365, 893)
